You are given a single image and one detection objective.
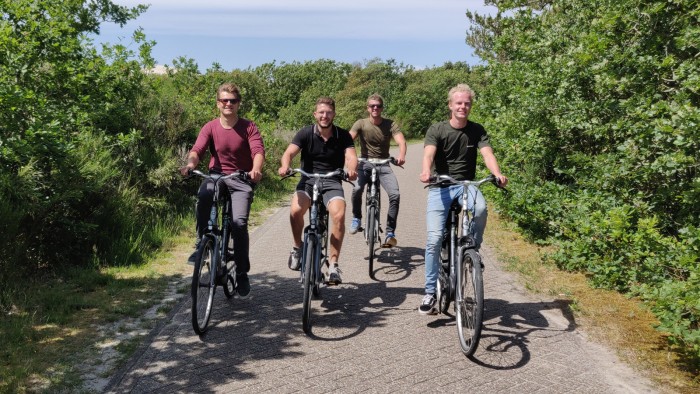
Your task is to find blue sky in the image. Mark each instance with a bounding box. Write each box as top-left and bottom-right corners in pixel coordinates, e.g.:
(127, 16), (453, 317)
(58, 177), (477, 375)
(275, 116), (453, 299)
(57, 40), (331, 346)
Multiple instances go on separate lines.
(97, 1), (497, 71)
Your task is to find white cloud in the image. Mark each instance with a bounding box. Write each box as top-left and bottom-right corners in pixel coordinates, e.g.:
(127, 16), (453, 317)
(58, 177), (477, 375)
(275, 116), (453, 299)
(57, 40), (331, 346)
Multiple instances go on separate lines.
(108, 0), (496, 40)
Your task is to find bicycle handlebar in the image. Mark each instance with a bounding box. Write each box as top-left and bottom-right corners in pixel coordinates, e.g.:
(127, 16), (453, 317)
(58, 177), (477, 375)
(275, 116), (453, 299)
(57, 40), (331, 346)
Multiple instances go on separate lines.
(358, 157), (403, 169)
(427, 174), (504, 189)
(189, 169), (250, 181)
(281, 168), (348, 181)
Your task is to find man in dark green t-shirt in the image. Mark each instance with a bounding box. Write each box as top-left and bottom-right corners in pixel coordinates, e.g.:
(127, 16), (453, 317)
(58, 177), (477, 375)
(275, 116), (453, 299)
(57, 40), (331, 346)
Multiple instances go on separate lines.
(417, 84), (508, 315)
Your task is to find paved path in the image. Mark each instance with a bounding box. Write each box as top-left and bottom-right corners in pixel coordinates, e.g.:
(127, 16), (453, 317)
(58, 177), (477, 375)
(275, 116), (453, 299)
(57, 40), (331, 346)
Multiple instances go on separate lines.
(107, 144), (658, 393)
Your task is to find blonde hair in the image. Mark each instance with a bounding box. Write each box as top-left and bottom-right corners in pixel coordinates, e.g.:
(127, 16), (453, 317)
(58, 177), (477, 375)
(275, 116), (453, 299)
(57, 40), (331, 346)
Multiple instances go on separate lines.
(367, 93), (384, 106)
(447, 84), (475, 103)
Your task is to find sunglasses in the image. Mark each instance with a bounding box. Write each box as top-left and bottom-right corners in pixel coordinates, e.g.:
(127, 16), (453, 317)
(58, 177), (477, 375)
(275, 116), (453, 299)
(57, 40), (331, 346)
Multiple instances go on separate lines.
(368, 104), (383, 109)
(218, 98), (240, 105)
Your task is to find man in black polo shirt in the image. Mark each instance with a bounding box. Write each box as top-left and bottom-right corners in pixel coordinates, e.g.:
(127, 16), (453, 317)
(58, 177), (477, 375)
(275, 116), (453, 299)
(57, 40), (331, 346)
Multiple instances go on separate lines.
(278, 97), (358, 284)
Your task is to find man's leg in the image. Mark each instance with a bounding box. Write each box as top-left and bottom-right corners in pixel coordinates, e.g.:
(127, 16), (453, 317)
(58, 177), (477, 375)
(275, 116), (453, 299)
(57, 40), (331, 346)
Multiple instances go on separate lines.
(290, 191), (310, 248)
(378, 166), (400, 238)
(189, 179), (215, 264)
(421, 186), (458, 314)
(466, 185), (488, 249)
(326, 197), (346, 263)
(287, 187), (310, 271)
(227, 178), (254, 274)
(349, 163), (368, 234)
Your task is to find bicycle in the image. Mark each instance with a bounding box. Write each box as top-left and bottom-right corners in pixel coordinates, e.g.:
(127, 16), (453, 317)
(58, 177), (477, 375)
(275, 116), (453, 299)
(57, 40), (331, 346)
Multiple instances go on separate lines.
(357, 157), (402, 279)
(188, 169), (250, 335)
(282, 168), (345, 335)
(428, 174), (502, 357)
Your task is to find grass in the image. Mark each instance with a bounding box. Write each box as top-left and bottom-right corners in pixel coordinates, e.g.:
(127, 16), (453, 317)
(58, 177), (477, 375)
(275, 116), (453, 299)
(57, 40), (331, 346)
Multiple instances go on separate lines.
(484, 211), (699, 393)
(0, 168), (296, 393)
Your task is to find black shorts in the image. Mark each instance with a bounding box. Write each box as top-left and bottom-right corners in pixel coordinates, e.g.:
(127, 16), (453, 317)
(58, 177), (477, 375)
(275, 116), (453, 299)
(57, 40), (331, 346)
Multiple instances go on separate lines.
(295, 177), (345, 206)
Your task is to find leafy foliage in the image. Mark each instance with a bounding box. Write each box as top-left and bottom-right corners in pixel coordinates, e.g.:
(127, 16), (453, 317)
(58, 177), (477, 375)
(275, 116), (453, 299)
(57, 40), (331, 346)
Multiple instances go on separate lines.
(467, 0), (700, 360)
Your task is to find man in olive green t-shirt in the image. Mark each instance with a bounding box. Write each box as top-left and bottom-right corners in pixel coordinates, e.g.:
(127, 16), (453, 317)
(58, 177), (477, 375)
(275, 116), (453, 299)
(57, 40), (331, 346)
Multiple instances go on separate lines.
(349, 94), (407, 247)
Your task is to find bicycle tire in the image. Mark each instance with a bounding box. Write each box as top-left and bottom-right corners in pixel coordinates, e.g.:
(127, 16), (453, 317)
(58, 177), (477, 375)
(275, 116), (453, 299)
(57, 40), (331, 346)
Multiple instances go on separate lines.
(438, 267), (451, 314)
(191, 236), (216, 334)
(223, 231), (236, 299)
(457, 248), (484, 357)
(302, 237), (316, 334)
(367, 206), (377, 279)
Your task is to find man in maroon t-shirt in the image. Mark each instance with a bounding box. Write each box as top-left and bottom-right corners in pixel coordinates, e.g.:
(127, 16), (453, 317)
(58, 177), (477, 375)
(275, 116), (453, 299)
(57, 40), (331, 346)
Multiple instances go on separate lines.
(180, 83), (265, 298)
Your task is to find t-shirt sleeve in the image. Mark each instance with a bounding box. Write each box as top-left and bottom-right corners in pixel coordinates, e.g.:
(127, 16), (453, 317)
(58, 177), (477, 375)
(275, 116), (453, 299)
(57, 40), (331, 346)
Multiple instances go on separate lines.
(477, 124), (491, 149)
(349, 119), (363, 136)
(390, 120), (403, 136)
(247, 121), (266, 158)
(291, 127), (308, 148)
(424, 124), (439, 147)
(340, 129), (355, 149)
(191, 123), (213, 158)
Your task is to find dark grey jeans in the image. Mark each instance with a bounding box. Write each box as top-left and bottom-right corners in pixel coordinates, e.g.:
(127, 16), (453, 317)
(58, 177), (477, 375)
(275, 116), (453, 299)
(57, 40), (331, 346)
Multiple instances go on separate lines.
(351, 161), (400, 234)
(196, 176), (254, 274)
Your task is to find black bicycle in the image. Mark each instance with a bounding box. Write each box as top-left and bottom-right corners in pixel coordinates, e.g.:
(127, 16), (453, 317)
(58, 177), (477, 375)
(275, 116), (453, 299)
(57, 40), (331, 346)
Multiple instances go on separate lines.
(189, 169), (249, 335)
(429, 174), (502, 357)
(283, 168), (345, 334)
(358, 157), (402, 279)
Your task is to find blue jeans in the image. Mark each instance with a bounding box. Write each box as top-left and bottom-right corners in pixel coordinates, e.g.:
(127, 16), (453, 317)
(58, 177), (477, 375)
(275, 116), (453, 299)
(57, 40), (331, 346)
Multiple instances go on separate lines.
(424, 185), (487, 295)
(351, 161), (400, 233)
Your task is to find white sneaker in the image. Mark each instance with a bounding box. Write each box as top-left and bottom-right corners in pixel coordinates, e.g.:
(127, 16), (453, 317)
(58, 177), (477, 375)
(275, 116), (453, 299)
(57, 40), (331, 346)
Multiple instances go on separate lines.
(326, 263), (343, 285)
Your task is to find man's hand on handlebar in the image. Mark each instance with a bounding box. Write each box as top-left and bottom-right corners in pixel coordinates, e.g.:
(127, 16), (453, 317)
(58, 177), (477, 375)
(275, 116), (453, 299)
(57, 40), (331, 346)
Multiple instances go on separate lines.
(248, 169), (263, 183)
(180, 165), (194, 177)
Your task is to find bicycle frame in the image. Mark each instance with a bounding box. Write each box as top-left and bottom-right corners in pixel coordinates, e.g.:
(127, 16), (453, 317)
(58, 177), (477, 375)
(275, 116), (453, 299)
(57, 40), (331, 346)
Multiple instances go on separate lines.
(188, 169), (249, 334)
(283, 168), (343, 334)
(433, 175), (496, 309)
(303, 176), (329, 287)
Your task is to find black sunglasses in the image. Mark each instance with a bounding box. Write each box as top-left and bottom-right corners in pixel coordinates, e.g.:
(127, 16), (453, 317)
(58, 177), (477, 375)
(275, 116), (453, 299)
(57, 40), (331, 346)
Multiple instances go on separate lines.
(368, 104), (383, 109)
(218, 98), (240, 104)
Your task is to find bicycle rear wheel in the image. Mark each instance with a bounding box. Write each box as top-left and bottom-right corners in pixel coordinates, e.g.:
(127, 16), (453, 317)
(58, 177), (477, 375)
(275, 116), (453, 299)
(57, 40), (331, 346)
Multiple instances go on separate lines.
(302, 237), (316, 334)
(367, 205), (377, 279)
(456, 249), (484, 357)
(191, 236), (216, 334)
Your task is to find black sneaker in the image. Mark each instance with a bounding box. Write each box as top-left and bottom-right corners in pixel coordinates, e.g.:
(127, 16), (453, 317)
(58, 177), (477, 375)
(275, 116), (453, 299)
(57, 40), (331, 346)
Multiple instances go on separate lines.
(236, 273), (250, 298)
(187, 239), (201, 265)
(418, 294), (436, 315)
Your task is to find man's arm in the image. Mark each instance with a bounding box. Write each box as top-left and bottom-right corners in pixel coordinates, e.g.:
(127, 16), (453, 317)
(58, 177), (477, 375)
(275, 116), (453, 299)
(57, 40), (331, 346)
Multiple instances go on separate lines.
(344, 146), (358, 181)
(392, 132), (407, 166)
(249, 153), (264, 183)
(278, 144), (301, 176)
(420, 145), (437, 183)
(180, 151), (201, 176)
(480, 146), (508, 186)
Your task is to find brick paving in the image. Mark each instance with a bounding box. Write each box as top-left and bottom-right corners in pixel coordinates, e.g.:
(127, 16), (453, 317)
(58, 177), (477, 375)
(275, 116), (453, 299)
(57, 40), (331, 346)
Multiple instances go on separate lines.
(107, 144), (658, 393)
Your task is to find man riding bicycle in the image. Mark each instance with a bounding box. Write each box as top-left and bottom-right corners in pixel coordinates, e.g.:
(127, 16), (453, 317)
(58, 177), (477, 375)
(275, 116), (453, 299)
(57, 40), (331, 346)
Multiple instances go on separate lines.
(349, 94), (407, 247)
(278, 97), (358, 285)
(180, 83), (265, 298)
(418, 84), (508, 315)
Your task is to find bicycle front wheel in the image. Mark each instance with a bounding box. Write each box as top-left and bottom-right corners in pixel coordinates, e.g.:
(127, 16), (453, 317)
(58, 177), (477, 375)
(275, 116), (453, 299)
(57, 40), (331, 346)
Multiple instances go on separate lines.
(456, 249), (484, 357)
(367, 206), (377, 279)
(302, 237), (316, 334)
(223, 231), (236, 299)
(192, 236), (216, 334)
